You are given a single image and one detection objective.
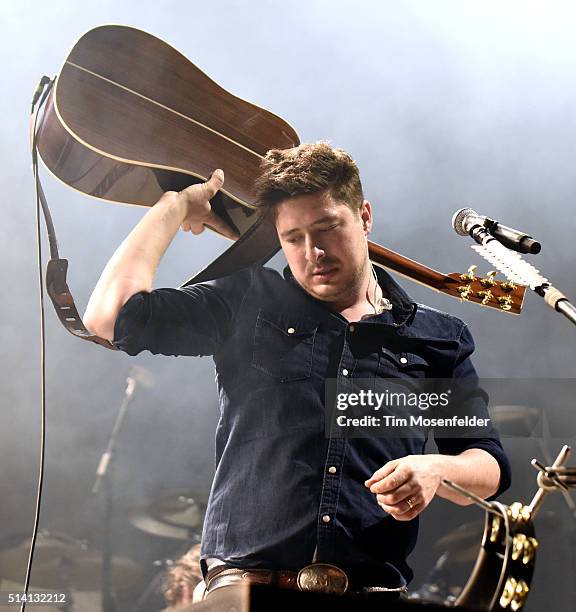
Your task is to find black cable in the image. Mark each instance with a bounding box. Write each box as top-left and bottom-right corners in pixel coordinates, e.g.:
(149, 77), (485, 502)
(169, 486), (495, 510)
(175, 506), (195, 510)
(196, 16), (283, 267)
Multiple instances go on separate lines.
(21, 75), (54, 612)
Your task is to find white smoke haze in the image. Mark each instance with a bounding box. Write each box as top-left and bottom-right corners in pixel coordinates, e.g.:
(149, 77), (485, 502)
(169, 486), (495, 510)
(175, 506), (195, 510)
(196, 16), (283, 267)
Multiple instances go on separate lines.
(1, 1), (575, 609)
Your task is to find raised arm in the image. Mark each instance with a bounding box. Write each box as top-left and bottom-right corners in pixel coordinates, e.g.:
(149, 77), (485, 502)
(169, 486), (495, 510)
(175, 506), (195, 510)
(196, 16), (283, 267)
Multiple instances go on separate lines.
(83, 170), (237, 341)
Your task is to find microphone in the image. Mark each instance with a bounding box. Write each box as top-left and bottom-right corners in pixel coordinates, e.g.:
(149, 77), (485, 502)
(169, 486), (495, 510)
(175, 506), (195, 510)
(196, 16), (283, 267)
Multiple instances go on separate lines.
(452, 207), (541, 254)
(129, 365), (155, 389)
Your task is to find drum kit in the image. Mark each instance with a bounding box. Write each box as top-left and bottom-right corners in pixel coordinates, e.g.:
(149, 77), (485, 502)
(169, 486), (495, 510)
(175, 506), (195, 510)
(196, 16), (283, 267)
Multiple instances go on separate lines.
(409, 405), (576, 610)
(2, 405), (575, 611)
(0, 492), (207, 611)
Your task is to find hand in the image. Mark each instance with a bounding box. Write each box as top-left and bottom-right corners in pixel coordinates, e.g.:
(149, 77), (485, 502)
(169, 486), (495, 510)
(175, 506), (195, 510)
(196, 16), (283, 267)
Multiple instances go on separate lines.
(364, 455), (443, 521)
(172, 169), (239, 240)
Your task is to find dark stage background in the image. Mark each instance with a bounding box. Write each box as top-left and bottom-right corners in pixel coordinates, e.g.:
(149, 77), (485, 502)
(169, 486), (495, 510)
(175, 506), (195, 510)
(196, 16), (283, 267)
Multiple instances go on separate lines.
(1, 1), (575, 610)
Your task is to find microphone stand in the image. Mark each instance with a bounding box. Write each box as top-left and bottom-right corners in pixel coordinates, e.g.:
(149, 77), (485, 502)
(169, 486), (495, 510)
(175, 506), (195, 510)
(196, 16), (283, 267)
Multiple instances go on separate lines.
(92, 376), (137, 612)
(467, 225), (576, 327)
(536, 286), (576, 326)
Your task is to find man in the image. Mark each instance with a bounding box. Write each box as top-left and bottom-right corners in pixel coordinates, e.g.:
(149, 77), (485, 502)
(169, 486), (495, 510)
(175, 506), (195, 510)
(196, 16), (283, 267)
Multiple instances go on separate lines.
(84, 142), (510, 597)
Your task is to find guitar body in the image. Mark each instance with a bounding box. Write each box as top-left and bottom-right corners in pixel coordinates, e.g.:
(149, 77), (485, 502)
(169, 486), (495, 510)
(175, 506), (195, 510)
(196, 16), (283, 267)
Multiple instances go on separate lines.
(37, 24), (299, 241)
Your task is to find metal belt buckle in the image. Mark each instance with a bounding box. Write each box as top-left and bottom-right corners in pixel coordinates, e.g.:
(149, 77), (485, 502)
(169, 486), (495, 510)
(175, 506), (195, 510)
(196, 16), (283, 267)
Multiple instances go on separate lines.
(297, 563), (349, 595)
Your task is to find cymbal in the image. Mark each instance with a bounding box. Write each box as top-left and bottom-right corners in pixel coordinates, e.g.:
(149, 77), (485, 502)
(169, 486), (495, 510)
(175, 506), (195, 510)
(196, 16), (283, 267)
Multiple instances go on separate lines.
(129, 511), (199, 540)
(0, 532), (144, 590)
(432, 520), (483, 563)
(129, 490), (207, 540)
(490, 405), (541, 435)
(436, 520), (483, 548)
(0, 532), (88, 567)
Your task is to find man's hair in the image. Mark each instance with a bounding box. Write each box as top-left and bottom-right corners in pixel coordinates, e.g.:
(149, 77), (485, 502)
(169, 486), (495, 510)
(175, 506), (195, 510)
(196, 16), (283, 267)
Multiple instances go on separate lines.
(253, 141), (364, 221)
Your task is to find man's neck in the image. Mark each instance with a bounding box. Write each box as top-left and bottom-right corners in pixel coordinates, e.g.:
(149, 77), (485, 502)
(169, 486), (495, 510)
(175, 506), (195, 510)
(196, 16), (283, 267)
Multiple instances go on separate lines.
(334, 266), (387, 322)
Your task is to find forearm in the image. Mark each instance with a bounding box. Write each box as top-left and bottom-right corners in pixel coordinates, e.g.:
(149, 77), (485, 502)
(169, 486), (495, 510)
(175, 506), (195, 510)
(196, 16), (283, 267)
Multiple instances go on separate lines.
(83, 193), (184, 340)
(431, 448), (501, 505)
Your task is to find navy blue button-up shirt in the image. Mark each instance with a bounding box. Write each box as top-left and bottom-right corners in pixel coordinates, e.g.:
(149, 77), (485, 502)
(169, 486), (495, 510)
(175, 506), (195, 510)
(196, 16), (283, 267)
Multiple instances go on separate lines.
(113, 264), (510, 587)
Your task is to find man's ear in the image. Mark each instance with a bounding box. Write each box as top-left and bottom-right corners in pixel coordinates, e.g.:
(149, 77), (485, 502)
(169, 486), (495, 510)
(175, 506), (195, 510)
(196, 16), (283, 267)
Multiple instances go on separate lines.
(360, 200), (373, 235)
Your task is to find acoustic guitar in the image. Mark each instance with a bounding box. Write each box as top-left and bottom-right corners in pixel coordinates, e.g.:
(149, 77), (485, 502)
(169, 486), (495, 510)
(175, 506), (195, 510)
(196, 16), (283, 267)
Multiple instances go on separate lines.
(34, 25), (525, 350)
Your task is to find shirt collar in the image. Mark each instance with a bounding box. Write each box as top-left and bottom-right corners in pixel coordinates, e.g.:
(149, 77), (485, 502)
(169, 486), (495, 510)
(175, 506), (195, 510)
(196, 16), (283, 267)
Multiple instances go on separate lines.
(282, 264), (416, 326)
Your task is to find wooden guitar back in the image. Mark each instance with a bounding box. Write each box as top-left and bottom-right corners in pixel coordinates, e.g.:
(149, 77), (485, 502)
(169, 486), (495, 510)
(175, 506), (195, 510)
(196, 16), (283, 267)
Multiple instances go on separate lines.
(37, 24), (299, 214)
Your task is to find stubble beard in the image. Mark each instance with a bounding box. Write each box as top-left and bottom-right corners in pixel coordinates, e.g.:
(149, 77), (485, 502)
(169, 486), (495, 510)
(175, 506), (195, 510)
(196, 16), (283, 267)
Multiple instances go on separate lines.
(308, 255), (370, 311)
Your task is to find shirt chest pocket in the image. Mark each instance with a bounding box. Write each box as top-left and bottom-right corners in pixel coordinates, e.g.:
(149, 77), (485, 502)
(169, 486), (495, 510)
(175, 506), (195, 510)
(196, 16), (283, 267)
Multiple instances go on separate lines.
(378, 345), (431, 378)
(252, 309), (318, 382)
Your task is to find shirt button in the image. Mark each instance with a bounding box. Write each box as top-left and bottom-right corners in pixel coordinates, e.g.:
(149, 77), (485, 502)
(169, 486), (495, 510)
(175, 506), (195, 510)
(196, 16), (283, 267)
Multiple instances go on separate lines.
(287, 327), (295, 334)
(399, 357), (408, 364)
(349, 325), (355, 333)
(328, 466), (337, 474)
(342, 368), (349, 376)
(322, 515), (331, 523)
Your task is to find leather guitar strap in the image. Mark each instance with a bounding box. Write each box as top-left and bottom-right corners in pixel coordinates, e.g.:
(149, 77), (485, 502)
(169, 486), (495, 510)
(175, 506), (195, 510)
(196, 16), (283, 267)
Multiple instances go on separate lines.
(31, 75), (117, 350)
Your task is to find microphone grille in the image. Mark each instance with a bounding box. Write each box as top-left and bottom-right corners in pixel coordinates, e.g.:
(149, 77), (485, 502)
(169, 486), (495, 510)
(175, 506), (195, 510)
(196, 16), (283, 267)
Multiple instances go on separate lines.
(452, 207), (476, 236)
(129, 365), (155, 389)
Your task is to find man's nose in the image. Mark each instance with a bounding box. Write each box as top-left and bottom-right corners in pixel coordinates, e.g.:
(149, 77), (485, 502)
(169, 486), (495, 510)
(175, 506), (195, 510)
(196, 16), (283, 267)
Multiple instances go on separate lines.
(305, 237), (325, 263)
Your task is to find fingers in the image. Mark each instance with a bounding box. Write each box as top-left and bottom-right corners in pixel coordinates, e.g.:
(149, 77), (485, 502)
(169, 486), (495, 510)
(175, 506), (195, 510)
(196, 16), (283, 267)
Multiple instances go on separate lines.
(377, 494), (422, 521)
(366, 459), (423, 519)
(177, 169), (224, 205)
(364, 459), (399, 488)
(202, 168), (225, 198)
(368, 468), (410, 494)
(203, 212), (241, 241)
(375, 481), (415, 506)
(177, 169), (240, 240)
(181, 215), (239, 240)
(200, 169), (240, 239)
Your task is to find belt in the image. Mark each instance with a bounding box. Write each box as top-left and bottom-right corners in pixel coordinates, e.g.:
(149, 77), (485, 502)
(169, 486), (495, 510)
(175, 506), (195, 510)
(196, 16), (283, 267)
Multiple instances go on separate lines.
(204, 563), (408, 597)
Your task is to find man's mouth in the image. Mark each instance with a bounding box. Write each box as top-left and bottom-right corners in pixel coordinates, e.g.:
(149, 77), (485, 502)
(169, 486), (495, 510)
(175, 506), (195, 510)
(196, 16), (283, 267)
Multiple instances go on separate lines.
(311, 267), (338, 279)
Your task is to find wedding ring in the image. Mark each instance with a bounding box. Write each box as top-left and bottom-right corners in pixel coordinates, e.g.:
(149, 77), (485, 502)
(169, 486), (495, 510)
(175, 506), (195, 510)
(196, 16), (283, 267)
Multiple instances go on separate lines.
(406, 497), (414, 510)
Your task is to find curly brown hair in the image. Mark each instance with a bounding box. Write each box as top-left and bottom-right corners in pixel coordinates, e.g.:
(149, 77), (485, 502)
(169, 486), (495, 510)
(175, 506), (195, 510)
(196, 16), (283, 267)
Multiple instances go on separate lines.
(253, 141), (364, 221)
(163, 544), (203, 607)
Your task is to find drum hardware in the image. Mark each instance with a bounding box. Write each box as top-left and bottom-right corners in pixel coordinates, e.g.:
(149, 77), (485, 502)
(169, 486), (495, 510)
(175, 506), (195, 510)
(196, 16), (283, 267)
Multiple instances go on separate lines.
(408, 552), (462, 605)
(91, 372), (150, 611)
(491, 404), (576, 517)
(438, 444), (574, 611)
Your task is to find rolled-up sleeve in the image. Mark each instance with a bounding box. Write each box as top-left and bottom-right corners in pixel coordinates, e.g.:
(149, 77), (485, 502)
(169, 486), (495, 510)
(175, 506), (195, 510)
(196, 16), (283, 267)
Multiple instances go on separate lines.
(434, 324), (512, 499)
(112, 266), (254, 357)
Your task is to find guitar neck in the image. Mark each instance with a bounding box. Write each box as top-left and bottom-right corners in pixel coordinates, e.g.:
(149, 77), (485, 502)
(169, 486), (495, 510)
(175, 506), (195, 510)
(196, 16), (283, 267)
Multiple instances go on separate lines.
(368, 240), (446, 290)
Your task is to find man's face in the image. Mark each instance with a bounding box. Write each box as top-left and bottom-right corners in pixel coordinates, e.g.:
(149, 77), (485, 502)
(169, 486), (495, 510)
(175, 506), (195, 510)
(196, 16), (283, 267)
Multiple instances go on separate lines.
(275, 191), (372, 307)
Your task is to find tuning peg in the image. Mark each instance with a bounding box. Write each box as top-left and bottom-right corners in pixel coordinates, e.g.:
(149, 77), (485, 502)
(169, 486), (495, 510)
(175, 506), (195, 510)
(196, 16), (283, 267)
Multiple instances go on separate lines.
(460, 265), (477, 282)
(500, 280), (517, 292)
(477, 289), (493, 305)
(457, 285), (473, 300)
(498, 296), (513, 311)
(480, 270), (498, 287)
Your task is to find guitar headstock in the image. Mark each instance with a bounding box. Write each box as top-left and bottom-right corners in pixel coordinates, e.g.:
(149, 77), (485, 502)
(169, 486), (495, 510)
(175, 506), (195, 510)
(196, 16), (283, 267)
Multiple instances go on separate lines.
(445, 266), (526, 314)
